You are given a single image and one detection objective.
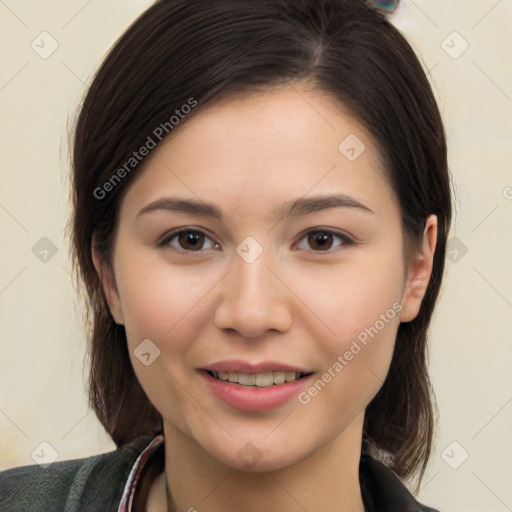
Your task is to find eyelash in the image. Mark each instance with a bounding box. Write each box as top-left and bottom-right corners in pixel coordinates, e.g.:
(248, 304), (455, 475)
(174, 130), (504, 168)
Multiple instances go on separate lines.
(157, 227), (355, 255)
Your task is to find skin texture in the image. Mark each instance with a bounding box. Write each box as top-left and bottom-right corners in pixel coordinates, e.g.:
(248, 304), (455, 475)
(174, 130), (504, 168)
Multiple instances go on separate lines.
(93, 86), (437, 512)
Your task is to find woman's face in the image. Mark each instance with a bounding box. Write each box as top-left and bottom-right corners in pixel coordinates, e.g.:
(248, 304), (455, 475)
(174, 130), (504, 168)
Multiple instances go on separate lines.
(97, 86), (434, 471)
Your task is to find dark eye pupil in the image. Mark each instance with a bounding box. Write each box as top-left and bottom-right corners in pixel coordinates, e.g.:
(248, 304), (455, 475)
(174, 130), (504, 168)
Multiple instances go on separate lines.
(179, 231), (204, 250)
(308, 231), (332, 251)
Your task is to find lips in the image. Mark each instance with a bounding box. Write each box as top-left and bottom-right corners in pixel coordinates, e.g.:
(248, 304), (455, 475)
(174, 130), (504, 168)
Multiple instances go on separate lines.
(198, 359), (315, 411)
(200, 370), (315, 411)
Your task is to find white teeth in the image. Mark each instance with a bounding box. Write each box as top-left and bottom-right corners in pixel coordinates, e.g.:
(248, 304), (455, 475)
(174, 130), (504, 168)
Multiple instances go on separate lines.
(273, 371), (286, 385)
(284, 371), (297, 382)
(255, 372), (273, 387)
(210, 370), (305, 387)
(238, 373), (256, 385)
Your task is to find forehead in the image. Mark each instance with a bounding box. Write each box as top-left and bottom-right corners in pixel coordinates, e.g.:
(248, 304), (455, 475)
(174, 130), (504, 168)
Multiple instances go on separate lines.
(119, 86), (394, 221)
(166, 87), (377, 162)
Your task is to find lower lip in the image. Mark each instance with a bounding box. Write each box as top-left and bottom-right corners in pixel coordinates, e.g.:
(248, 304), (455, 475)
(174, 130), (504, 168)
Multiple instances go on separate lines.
(200, 370), (315, 411)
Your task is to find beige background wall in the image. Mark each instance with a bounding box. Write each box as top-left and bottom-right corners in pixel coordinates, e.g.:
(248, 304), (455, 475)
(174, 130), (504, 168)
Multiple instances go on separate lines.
(1, 1), (511, 511)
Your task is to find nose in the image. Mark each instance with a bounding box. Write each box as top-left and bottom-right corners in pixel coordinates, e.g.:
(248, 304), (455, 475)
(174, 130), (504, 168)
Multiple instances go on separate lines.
(213, 245), (293, 338)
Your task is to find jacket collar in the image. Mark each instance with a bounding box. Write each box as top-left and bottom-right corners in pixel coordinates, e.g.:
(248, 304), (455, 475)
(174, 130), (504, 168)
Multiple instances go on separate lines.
(359, 453), (436, 511)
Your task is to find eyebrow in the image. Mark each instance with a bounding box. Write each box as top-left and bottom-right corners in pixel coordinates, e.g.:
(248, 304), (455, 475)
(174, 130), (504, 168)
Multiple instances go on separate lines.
(136, 193), (374, 222)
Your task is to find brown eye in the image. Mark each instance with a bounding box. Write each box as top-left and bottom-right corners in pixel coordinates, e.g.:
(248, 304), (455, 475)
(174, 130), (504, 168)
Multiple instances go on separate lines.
(295, 229), (354, 253)
(158, 229), (216, 252)
(177, 231), (205, 251)
(307, 231), (334, 251)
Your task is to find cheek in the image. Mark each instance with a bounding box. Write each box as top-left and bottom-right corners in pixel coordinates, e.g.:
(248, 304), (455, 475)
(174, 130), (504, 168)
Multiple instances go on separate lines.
(292, 247), (405, 342)
(115, 249), (215, 343)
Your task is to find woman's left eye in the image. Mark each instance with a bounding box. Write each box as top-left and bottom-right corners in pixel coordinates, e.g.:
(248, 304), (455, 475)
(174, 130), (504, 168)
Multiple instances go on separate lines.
(157, 228), (354, 254)
(294, 230), (354, 253)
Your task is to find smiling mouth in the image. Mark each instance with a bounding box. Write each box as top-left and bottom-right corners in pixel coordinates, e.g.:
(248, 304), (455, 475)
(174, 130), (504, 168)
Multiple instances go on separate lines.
(206, 370), (313, 388)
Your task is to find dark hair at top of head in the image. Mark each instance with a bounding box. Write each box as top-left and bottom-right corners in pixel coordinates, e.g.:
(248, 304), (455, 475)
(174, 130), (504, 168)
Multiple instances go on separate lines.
(69, 0), (452, 494)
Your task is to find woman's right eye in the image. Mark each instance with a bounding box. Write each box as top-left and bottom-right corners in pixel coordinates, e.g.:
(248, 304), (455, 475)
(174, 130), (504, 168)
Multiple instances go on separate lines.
(158, 229), (218, 253)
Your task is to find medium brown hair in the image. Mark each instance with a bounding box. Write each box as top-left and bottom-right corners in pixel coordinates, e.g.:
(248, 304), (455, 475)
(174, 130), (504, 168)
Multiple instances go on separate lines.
(69, 0), (452, 493)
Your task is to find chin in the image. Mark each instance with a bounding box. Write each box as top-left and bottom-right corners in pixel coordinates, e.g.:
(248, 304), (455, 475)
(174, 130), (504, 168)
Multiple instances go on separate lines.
(202, 435), (310, 473)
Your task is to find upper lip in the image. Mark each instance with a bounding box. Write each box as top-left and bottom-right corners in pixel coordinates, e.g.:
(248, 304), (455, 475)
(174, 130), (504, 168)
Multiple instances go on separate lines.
(199, 359), (312, 374)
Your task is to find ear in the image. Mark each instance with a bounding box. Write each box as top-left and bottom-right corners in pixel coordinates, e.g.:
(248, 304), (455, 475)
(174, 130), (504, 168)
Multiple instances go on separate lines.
(399, 215), (437, 323)
(91, 236), (124, 325)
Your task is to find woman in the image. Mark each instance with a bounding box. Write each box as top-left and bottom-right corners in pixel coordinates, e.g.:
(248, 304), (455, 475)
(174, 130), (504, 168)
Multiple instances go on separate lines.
(0, 0), (450, 510)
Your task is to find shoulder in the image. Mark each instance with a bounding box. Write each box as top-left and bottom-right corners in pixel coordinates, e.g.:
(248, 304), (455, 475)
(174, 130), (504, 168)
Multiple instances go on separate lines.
(360, 453), (442, 512)
(0, 435), (153, 512)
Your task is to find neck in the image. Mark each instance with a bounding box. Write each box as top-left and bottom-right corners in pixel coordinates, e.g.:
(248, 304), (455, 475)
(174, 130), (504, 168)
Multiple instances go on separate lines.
(160, 413), (366, 512)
